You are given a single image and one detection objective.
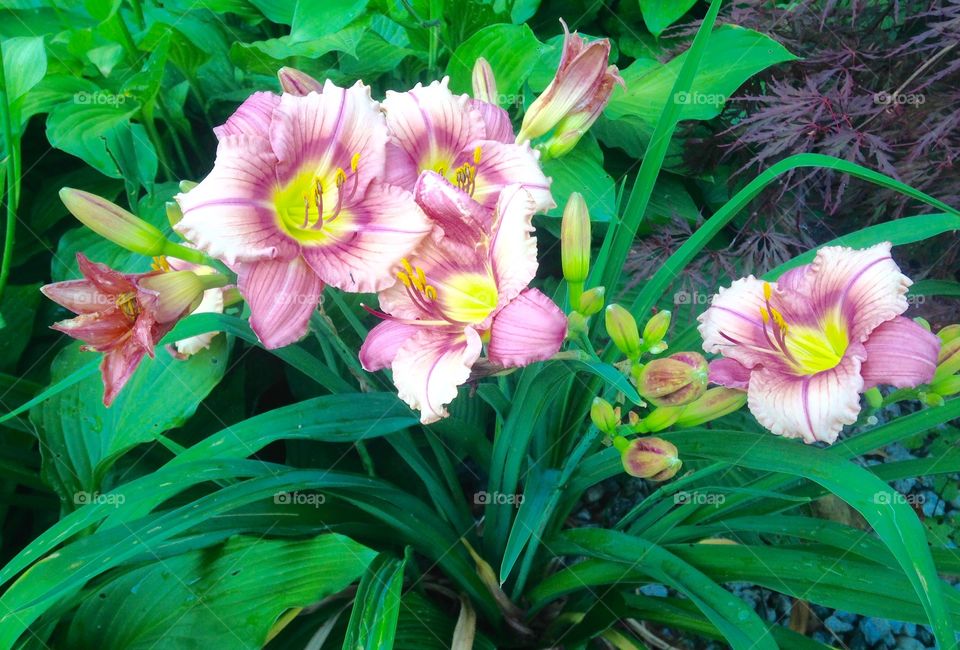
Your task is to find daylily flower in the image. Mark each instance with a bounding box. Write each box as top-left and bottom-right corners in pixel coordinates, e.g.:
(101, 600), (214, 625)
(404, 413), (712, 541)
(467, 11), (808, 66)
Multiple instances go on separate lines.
(359, 173), (567, 423)
(517, 19), (624, 153)
(699, 243), (941, 444)
(380, 77), (554, 213)
(174, 81), (432, 349)
(41, 254), (220, 405)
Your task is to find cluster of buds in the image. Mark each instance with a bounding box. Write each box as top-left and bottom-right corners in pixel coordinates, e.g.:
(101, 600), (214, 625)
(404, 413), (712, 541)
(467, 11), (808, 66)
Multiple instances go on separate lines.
(924, 323), (960, 405)
(41, 189), (232, 405)
(590, 397), (681, 481)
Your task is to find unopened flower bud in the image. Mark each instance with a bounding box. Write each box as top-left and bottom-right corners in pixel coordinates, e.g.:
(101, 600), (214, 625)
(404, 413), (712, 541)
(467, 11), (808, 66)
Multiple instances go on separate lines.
(938, 324), (960, 344)
(647, 340), (668, 354)
(567, 312), (589, 338)
(932, 375), (960, 397)
(642, 310), (671, 348)
(605, 304), (641, 360)
(61, 188), (168, 257)
(934, 337), (960, 382)
(590, 397), (619, 434)
(617, 436), (681, 481)
(179, 180), (198, 193)
(637, 352), (708, 407)
(674, 387), (747, 428)
(864, 386), (883, 409)
(277, 66), (323, 95)
(578, 286), (605, 315)
(638, 405), (682, 432)
(922, 391), (945, 407)
(138, 270), (226, 324)
(166, 200), (183, 227)
(561, 193), (590, 285)
(471, 57), (497, 104)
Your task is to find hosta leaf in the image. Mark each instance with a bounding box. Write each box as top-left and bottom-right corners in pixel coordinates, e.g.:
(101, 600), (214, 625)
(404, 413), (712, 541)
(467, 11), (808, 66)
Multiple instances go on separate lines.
(640, 0), (699, 37)
(446, 23), (542, 104)
(45, 100), (142, 179)
(2, 36), (47, 105)
(291, 0), (369, 40)
(63, 534), (375, 649)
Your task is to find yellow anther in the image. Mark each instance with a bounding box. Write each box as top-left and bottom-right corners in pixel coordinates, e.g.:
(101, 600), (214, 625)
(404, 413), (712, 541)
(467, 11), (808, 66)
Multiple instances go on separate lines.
(763, 282), (772, 301)
(351, 153), (360, 172)
(115, 292), (139, 320)
(335, 168), (347, 187)
(151, 256), (170, 272)
(416, 267), (427, 288)
(760, 307), (770, 323)
(425, 285), (437, 301)
(397, 271), (411, 288)
(473, 146), (482, 164)
(401, 258), (414, 276)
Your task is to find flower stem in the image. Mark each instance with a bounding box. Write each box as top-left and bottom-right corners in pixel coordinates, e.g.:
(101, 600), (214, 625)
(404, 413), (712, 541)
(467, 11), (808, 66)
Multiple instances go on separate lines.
(163, 240), (207, 265)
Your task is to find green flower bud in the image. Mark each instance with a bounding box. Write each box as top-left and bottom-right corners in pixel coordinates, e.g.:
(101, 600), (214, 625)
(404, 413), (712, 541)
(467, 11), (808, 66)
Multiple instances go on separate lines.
(618, 436), (682, 481)
(934, 337), (960, 383)
(638, 405), (682, 432)
(637, 352), (708, 407)
(937, 324), (960, 344)
(931, 375), (960, 397)
(61, 188), (168, 257)
(578, 286), (605, 316)
(138, 270), (226, 324)
(674, 387), (747, 428)
(166, 200), (183, 227)
(605, 304), (641, 360)
(922, 391), (945, 407)
(590, 397), (619, 434)
(864, 386), (883, 409)
(642, 310), (671, 348)
(567, 312), (589, 338)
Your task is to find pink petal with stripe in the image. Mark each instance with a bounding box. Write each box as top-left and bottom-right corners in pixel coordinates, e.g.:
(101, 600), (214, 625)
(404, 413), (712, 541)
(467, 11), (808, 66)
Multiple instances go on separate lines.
(359, 319), (423, 371)
(488, 288), (566, 367)
(861, 316), (940, 389)
(470, 140), (554, 213)
(235, 256), (324, 349)
(213, 91), (280, 140)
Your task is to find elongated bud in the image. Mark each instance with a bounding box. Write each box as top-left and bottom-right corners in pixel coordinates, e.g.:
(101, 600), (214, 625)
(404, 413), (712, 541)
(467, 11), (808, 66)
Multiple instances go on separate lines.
(938, 324), (960, 344)
(61, 188), (168, 257)
(637, 405), (682, 432)
(674, 387), (747, 428)
(472, 57), (497, 104)
(578, 286), (605, 316)
(935, 337), (960, 382)
(932, 375), (960, 397)
(642, 310), (671, 348)
(166, 200), (183, 227)
(864, 386), (883, 409)
(138, 271), (226, 323)
(605, 304), (641, 360)
(591, 397), (619, 434)
(561, 193), (590, 284)
(637, 352), (708, 407)
(618, 436), (681, 481)
(277, 67), (323, 95)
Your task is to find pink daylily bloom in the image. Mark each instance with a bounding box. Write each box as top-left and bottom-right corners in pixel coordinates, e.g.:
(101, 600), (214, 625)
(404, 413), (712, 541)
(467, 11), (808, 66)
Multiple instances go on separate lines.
(380, 77), (554, 213)
(360, 173), (567, 423)
(41, 254), (203, 405)
(517, 19), (624, 146)
(699, 243), (940, 444)
(175, 81), (432, 349)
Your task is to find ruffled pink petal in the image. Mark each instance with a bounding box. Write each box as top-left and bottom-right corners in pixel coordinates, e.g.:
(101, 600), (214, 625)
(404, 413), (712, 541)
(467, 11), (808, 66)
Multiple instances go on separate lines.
(359, 319), (423, 371)
(235, 257), (324, 349)
(488, 288), (566, 367)
(76, 253), (136, 296)
(382, 78), (486, 174)
(51, 311), (131, 350)
(271, 81), (387, 197)
(213, 91), (280, 140)
(803, 243), (910, 342)
(277, 67), (324, 96)
(698, 276), (777, 370)
(468, 98), (514, 143)
(489, 184), (540, 305)
(300, 182), (431, 293)
(41, 279), (111, 314)
(775, 264), (810, 292)
(414, 171), (489, 245)
(391, 326), (483, 424)
(747, 348), (865, 444)
(175, 135), (297, 265)
(860, 316), (940, 389)
(100, 340), (148, 406)
(708, 357), (752, 390)
(470, 140), (554, 213)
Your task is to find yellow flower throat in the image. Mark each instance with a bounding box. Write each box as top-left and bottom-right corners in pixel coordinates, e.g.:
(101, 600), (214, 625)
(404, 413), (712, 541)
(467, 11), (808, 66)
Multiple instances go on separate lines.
(758, 282), (848, 375)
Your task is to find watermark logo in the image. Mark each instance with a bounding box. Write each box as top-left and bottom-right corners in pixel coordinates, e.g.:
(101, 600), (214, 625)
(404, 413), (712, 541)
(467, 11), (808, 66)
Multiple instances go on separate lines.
(873, 491), (924, 506)
(674, 491), (725, 506)
(674, 91), (726, 107)
(274, 491), (326, 507)
(873, 91), (925, 106)
(474, 491), (524, 506)
(74, 491), (125, 507)
(74, 91), (128, 107)
(673, 290), (712, 306)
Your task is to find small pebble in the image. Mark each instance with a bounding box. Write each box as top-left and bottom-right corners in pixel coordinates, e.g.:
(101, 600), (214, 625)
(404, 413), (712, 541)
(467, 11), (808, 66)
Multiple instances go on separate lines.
(860, 617), (893, 646)
(639, 583), (668, 598)
(825, 614), (855, 633)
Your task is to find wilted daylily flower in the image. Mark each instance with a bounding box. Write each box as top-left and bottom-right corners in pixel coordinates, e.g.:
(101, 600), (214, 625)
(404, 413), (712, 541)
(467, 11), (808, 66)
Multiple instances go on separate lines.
(174, 81), (432, 349)
(41, 254), (222, 405)
(699, 243), (941, 444)
(360, 173), (567, 423)
(165, 257), (231, 357)
(517, 19), (623, 155)
(381, 77), (554, 213)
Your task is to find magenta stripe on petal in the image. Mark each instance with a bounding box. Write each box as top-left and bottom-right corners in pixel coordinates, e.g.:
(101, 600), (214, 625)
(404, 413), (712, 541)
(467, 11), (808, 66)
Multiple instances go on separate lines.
(236, 257), (323, 349)
(488, 288), (566, 367)
(861, 316), (940, 389)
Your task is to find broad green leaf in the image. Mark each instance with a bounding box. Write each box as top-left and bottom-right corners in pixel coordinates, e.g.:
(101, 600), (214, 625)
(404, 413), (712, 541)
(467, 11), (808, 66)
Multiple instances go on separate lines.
(1, 36), (46, 104)
(0, 283), (41, 371)
(45, 100), (141, 178)
(510, 0), (539, 24)
(342, 554), (406, 650)
(63, 534), (375, 649)
(30, 338), (228, 505)
(910, 278), (960, 297)
(291, 0), (369, 40)
(596, 25), (796, 158)
(542, 137), (616, 224)
(230, 24), (367, 75)
(446, 23), (541, 104)
(640, 0), (698, 37)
